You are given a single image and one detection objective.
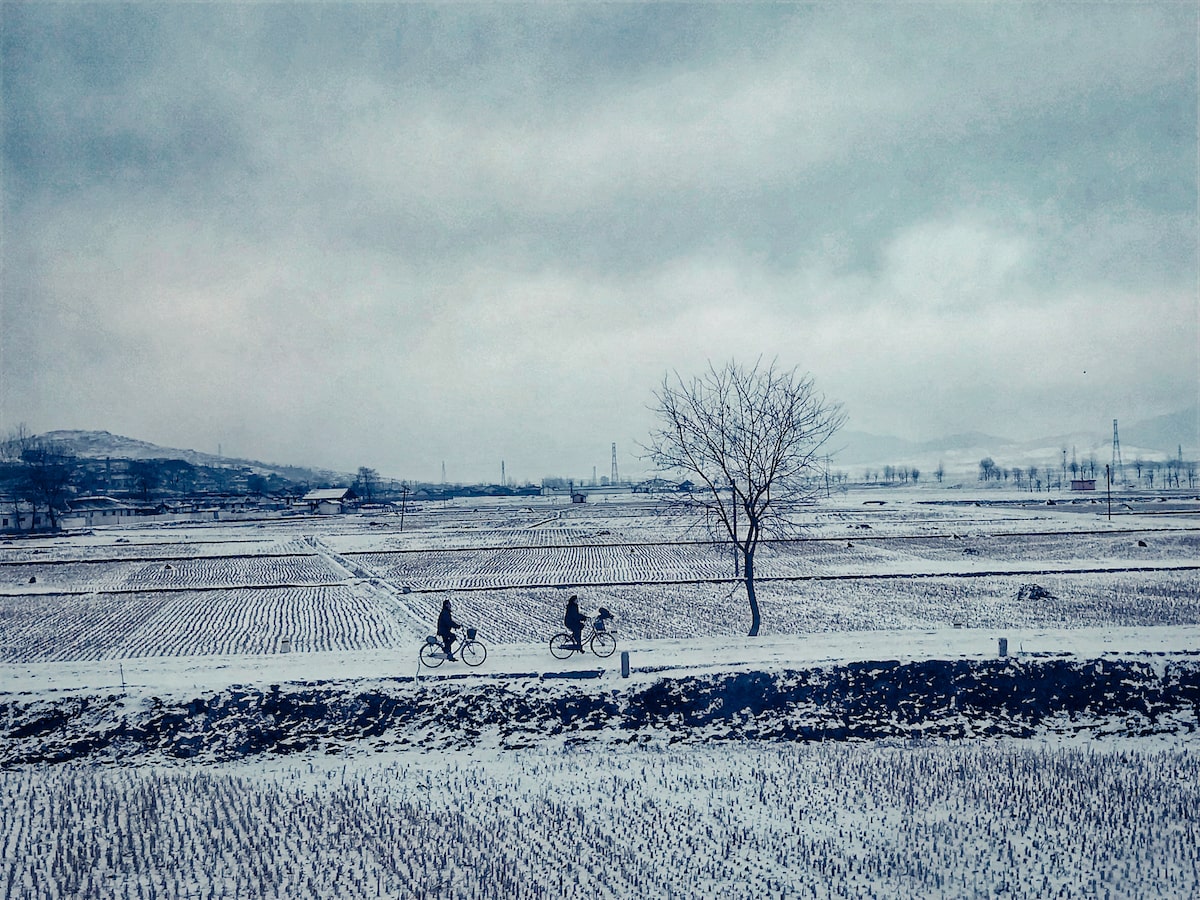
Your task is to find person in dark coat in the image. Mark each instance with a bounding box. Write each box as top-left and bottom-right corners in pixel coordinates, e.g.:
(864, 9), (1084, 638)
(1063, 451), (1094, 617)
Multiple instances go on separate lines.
(564, 594), (587, 650)
(437, 599), (459, 660)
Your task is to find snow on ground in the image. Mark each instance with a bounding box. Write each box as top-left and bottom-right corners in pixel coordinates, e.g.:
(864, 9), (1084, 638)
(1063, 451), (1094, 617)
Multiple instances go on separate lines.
(2, 486), (1199, 898)
(5, 624), (1200, 703)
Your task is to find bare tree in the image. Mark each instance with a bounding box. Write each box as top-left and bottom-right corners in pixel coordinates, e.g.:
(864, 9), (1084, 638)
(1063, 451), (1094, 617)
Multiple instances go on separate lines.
(128, 460), (160, 501)
(355, 466), (380, 503)
(979, 457), (996, 481)
(645, 359), (845, 636)
(18, 438), (77, 530)
(1, 424), (33, 531)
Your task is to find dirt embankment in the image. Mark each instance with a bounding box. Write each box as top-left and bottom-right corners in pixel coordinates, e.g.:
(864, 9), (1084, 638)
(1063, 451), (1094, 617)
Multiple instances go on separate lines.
(4, 655), (1199, 765)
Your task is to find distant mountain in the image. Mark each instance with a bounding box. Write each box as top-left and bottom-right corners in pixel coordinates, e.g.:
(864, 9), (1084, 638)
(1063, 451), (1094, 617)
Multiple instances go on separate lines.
(835, 407), (1198, 480)
(920, 431), (1010, 453)
(831, 431), (920, 465)
(33, 430), (350, 486)
(1122, 407), (1200, 458)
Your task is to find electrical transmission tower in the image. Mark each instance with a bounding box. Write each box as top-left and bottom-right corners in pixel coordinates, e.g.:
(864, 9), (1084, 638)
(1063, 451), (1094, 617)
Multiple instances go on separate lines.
(1112, 419), (1125, 484)
(611, 442), (618, 484)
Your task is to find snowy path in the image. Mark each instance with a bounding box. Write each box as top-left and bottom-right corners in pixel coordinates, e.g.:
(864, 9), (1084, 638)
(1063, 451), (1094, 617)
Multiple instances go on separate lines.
(5, 624), (1199, 703)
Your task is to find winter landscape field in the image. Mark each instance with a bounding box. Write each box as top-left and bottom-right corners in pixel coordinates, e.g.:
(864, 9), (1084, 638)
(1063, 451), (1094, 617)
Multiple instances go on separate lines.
(3, 487), (1199, 898)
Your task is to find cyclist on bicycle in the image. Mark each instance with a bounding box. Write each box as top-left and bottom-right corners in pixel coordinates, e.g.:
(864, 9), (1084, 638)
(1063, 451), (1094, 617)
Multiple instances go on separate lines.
(564, 594), (587, 650)
(437, 598), (459, 660)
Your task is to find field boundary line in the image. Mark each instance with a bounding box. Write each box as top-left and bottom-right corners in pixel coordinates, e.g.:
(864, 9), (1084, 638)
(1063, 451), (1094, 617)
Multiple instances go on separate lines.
(338, 525), (1200, 557)
(6, 563), (1197, 599)
(346, 562), (1200, 595)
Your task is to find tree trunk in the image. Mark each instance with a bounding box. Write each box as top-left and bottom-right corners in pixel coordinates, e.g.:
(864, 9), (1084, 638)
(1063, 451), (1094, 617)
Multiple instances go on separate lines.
(744, 547), (761, 636)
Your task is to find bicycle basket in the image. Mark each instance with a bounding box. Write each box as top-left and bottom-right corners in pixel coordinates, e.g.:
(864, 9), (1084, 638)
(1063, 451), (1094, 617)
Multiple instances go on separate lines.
(466, 627), (477, 641)
(593, 619), (606, 632)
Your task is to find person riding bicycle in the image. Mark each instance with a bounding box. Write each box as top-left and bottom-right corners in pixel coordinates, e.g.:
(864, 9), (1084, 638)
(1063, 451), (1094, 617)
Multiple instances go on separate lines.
(564, 594), (587, 650)
(437, 598), (460, 660)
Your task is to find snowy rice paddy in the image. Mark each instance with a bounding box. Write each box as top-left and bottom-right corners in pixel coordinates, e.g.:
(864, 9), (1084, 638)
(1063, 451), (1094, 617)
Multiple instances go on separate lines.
(2, 487), (1199, 897)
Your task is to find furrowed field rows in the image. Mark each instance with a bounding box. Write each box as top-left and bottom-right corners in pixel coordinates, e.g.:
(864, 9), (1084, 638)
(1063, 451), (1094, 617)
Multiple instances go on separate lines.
(0, 538), (285, 564)
(1, 567), (1198, 664)
(326, 526), (622, 554)
(353, 543), (732, 589)
(0, 555), (344, 594)
(401, 570), (1200, 645)
(0, 587), (406, 663)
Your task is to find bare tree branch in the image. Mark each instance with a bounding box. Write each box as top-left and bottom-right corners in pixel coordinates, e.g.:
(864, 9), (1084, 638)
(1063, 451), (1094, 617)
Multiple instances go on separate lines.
(645, 359), (845, 636)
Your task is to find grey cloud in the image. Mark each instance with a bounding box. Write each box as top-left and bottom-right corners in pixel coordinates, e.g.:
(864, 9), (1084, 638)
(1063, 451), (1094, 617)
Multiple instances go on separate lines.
(2, 4), (1195, 480)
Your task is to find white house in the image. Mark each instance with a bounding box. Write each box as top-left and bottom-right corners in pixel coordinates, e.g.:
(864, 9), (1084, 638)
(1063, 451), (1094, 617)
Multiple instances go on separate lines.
(1, 501), (53, 533)
(300, 487), (356, 515)
(62, 496), (137, 528)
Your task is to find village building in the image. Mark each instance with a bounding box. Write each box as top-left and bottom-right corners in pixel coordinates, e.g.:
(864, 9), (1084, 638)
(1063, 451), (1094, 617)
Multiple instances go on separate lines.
(1, 501), (53, 533)
(60, 496), (139, 529)
(299, 487), (357, 515)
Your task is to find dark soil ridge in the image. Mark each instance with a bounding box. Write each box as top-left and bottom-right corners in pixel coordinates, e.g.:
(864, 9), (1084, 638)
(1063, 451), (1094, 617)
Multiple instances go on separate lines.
(3, 655), (1198, 765)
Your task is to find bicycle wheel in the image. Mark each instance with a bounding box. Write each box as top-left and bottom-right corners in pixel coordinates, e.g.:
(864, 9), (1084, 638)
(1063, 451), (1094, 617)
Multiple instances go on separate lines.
(461, 640), (487, 667)
(419, 642), (446, 668)
(590, 631), (616, 658)
(549, 633), (576, 659)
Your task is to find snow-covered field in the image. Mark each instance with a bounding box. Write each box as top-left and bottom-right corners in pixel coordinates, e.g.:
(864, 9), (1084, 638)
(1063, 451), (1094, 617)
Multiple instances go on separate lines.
(2, 487), (1199, 898)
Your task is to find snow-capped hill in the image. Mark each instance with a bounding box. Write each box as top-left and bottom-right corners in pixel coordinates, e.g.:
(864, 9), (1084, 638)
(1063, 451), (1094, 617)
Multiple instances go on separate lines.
(39, 430), (214, 464)
(34, 430), (349, 484)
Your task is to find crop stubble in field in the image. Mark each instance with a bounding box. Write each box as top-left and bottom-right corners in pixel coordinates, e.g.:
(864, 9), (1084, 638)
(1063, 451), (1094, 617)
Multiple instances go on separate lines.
(2, 499), (1198, 661)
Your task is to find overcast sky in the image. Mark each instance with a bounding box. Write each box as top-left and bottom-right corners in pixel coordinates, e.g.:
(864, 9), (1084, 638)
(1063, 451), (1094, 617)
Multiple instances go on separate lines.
(2, 4), (1196, 483)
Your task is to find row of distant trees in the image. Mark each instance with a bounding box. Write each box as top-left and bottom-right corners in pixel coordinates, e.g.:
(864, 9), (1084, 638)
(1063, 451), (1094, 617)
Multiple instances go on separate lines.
(1127, 454), (1197, 489)
(978, 452), (1198, 490)
(863, 465), (927, 484)
(978, 457), (1057, 490)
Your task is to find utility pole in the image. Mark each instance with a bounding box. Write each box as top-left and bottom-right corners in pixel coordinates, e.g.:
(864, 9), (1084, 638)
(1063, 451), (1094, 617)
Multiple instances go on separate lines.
(1106, 465), (1112, 520)
(1112, 420), (1124, 485)
(611, 442), (618, 485)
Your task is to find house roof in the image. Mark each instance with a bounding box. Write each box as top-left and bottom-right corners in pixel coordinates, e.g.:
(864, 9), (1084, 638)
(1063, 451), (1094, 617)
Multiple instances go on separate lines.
(69, 496), (133, 511)
(301, 488), (353, 502)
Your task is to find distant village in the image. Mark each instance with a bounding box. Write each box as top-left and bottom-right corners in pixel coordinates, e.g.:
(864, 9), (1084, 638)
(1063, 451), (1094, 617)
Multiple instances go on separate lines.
(0, 434), (688, 535)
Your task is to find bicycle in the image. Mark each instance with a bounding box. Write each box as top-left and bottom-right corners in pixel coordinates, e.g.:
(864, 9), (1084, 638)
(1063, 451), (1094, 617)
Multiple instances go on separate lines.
(550, 612), (616, 659)
(420, 627), (487, 668)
